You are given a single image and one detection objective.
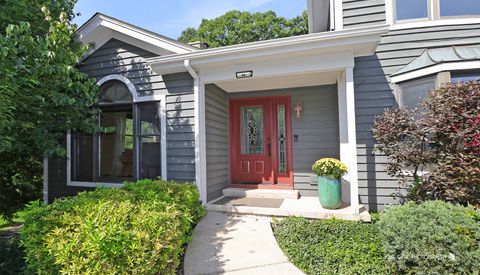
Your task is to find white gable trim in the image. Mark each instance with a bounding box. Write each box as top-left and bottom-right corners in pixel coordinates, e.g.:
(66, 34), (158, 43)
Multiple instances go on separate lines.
(76, 13), (197, 61)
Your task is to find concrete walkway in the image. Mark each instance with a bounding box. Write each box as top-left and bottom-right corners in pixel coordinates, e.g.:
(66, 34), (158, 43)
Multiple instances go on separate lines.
(184, 212), (304, 275)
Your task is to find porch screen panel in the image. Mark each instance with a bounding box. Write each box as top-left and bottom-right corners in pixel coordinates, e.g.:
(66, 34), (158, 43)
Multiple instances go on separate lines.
(138, 101), (161, 179)
(240, 106), (264, 155)
(277, 105), (287, 174)
(71, 133), (95, 182)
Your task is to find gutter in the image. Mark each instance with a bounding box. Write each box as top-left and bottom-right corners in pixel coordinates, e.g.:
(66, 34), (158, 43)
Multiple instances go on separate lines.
(184, 60), (207, 204)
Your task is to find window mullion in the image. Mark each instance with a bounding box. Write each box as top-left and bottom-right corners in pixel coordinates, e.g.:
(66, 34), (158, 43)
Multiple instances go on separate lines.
(430, 0), (440, 20)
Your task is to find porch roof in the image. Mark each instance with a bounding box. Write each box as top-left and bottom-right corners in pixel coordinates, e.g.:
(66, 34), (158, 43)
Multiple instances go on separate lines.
(146, 25), (389, 75)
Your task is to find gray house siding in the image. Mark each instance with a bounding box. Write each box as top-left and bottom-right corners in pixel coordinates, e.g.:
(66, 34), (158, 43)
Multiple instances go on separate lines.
(353, 23), (480, 211)
(226, 85), (340, 197)
(47, 39), (195, 201)
(165, 73), (195, 182)
(205, 84), (230, 201)
(343, 0), (386, 29)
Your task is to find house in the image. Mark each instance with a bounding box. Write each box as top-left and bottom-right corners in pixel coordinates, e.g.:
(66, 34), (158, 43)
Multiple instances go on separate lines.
(44, 0), (480, 215)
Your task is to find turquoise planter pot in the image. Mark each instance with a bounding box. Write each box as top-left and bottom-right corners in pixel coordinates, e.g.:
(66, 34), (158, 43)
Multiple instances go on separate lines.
(318, 176), (342, 209)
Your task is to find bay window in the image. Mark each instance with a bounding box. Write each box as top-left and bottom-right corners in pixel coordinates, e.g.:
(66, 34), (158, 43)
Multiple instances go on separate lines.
(71, 79), (162, 184)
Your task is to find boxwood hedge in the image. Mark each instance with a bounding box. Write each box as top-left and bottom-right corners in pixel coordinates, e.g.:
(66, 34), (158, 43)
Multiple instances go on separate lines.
(20, 180), (205, 275)
(378, 200), (480, 274)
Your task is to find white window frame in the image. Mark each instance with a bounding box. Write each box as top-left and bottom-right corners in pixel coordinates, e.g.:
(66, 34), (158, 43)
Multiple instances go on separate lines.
(66, 74), (168, 188)
(387, 0), (480, 29)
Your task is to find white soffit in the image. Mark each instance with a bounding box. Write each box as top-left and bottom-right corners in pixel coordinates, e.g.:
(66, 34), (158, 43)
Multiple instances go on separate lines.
(75, 13), (197, 59)
(217, 71), (339, 93)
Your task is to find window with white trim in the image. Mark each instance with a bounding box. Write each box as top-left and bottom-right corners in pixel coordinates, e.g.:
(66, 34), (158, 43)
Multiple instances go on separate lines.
(397, 75), (437, 108)
(392, 0), (480, 24)
(396, 69), (480, 107)
(71, 80), (162, 184)
(451, 70), (480, 83)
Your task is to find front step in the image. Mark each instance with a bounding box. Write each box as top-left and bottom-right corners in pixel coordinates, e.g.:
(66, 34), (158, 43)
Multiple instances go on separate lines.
(222, 187), (299, 200)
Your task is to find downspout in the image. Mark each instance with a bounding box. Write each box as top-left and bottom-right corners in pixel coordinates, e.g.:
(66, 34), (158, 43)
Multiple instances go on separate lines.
(184, 60), (207, 204)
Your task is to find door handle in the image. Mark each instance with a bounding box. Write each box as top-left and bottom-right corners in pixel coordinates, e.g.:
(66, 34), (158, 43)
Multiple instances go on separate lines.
(267, 143), (271, 157)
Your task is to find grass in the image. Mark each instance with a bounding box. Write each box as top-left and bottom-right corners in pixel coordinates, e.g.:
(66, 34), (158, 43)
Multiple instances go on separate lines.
(272, 217), (387, 275)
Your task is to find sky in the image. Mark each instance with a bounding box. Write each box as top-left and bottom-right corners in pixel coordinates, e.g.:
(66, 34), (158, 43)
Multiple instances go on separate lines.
(72, 0), (307, 40)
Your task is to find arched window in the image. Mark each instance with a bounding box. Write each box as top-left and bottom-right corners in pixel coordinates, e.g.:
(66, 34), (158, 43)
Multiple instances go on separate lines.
(99, 80), (133, 104)
(70, 77), (161, 184)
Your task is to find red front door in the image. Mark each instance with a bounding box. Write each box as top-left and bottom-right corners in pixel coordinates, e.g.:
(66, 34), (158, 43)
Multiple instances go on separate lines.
(230, 96), (293, 188)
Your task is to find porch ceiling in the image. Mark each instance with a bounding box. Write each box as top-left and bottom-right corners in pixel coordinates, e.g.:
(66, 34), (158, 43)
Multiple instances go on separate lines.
(216, 71), (340, 93)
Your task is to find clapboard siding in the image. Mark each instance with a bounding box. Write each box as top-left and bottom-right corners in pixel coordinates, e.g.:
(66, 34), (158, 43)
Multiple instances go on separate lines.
(205, 84), (230, 201)
(165, 72), (195, 182)
(291, 85), (340, 197)
(354, 23), (480, 211)
(77, 39), (170, 97)
(343, 0), (386, 29)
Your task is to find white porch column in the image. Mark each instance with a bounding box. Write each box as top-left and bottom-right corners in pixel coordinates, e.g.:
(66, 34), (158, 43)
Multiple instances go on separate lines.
(337, 67), (360, 214)
(186, 59), (208, 204)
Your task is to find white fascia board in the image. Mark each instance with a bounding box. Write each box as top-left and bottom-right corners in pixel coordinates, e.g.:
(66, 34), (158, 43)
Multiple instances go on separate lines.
(147, 25), (388, 74)
(201, 52), (354, 84)
(76, 14), (196, 61)
(390, 61), (480, 83)
(99, 19), (193, 54)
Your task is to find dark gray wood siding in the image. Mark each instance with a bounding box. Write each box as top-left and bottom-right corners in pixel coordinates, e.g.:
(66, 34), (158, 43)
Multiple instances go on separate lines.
(354, 23), (480, 211)
(164, 73), (195, 182)
(227, 85), (340, 197)
(290, 85), (340, 197)
(205, 84), (230, 201)
(343, 0), (386, 29)
(47, 39), (195, 201)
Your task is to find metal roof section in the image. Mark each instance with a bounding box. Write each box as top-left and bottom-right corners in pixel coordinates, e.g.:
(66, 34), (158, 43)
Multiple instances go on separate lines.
(392, 45), (480, 76)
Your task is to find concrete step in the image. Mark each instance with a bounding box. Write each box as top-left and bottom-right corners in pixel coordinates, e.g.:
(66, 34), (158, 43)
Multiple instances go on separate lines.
(222, 187), (299, 200)
(206, 196), (371, 222)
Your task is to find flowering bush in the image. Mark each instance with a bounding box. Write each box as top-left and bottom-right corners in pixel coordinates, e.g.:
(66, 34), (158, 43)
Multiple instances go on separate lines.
(312, 158), (348, 179)
(373, 82), (480, 206)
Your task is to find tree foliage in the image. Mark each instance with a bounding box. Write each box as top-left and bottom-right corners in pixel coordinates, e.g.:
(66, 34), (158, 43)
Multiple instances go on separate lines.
(178, 10), (308, 47)
(373, 82), (480, 206)
(0, 1), (100, 219)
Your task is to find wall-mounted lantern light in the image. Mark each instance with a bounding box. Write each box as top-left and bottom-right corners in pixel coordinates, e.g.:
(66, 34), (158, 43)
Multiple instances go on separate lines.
(294, 101), (303, 119)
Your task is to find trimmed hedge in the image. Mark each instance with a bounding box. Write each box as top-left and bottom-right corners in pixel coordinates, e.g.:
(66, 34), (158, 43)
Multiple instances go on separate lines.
(272, 217), (387, 275)
(378, 201), (480, 274)
(20, 180), (206, 275)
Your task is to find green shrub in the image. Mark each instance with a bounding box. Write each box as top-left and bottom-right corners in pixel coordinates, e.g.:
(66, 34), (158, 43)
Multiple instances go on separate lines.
(378, 201), (480, 274)
(273, 217), (387, 275)
(20, 179), (206, 275)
